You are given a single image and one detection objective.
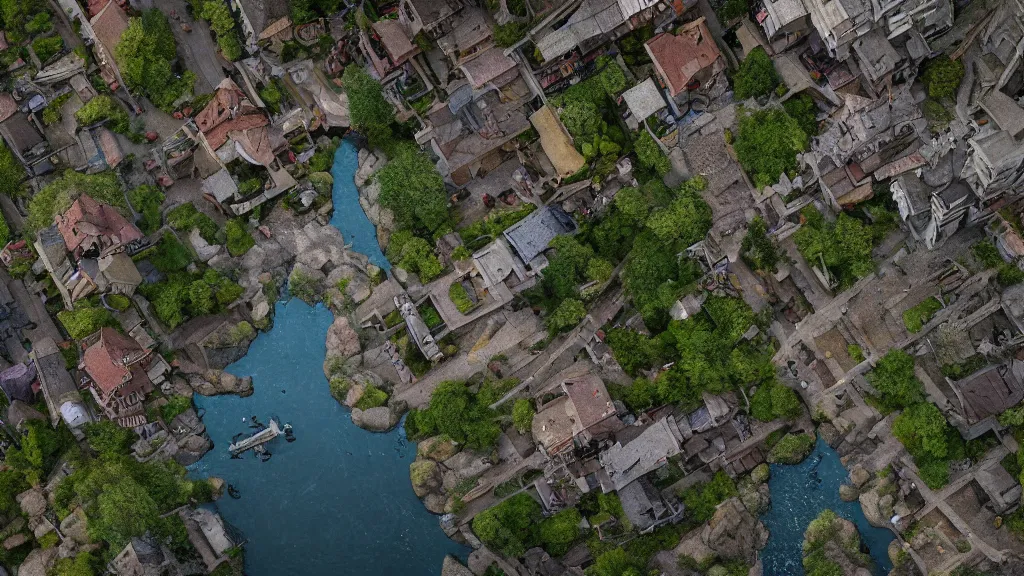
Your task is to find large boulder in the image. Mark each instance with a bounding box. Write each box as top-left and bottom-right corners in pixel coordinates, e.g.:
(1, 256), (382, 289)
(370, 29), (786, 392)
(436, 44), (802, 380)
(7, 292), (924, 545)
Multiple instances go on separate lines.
(189, 370), (254, 397)
(417, 436), (460, 462)
(17, 489), (46, 518)
(174, 434), (214, 466)
(440, 555), (474, 576)
(325, 316), (361, 361)
(59, 507), (88, 545)
(351, 398), (406, 432)
(858, 489), (889, 528)
(702, 498), (769, 565)
(802, 511), (873, 576)
(18, 547), (57, 576)
(2, 533), (28, 550)
(839, 484), (860, 502)
(849, 464), (871, 488)
(410, 459), (442, 498)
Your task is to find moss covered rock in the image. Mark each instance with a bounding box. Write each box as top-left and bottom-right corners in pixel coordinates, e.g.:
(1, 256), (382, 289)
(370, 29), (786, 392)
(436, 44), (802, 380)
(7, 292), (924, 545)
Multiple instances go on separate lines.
(767, 432), (815, 464)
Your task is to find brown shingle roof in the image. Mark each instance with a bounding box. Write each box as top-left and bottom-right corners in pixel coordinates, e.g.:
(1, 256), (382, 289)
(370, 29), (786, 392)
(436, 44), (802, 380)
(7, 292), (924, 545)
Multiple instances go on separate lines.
(563, 373), (617, 433)
(90, 1), (130, 59)
(83, 327), (150, 397)
(645, 19), (722, 96)
(55, 194), (143, 257)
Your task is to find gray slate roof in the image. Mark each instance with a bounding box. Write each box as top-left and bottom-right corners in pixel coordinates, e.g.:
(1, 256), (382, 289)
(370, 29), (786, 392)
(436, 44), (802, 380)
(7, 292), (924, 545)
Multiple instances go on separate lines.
(503, 205), (578, 264)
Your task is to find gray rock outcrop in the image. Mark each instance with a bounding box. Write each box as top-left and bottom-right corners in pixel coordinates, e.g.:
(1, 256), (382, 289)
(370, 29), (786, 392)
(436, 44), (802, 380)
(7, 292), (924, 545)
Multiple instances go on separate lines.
(188, 370), (254, 397)
(18, 547), (57, 576)
(351, 398), (406, 432)
(702, 497), (769, 564)
(325, 316), (361, 361)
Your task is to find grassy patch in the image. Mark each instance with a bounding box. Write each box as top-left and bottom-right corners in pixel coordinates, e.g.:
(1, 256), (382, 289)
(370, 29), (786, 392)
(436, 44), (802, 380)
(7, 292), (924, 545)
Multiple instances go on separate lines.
(902, 297), (943, 333)
(449, 282), (474, 314)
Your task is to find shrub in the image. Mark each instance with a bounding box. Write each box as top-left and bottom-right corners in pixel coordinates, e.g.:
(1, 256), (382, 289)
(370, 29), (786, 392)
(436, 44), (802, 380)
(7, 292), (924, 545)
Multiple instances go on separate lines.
(28, 170), (128, 233)
(733, 47), (779, 100)
(387, 232), (442, 282)
(225, 219), (255, 257)
(546, 298), (586, 334)
(782, 93), (819, 137)
(767, 433), (815, 464)
(32, 35), (64, 63)
(735, 107), (807, 189)
(512, 399), (534, 434)
(634, 130), (671, 177)
(741, 215), (780, 272)
(449, 282), (474, 314)
(75, 95), (129, 133)
(106, 294), (132, 311)
(354, 384), (389, 410)
(0, 141), (26, 197)
(902, 297), (942, 333)
(128, 184), (165, 234)
(343, 65), (395, 149)
(472, 493), (542, 558)
(166, 204), (218, 243)
(679, 471), (737, 524)
(922, 58), (965, 100)
(288, 268), (322, 304)
(147, 232), (194, 273)
(160, 395), (193, 423)
(329, 377), (351, 402)
(58, 302), (117, 340)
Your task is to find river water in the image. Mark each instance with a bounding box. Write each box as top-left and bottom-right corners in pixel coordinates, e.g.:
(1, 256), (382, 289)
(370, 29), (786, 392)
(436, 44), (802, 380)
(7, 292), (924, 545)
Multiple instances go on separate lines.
(759, 436), (896, 575)
(189, 140), (466, 575)
(330, 140), (391, 271)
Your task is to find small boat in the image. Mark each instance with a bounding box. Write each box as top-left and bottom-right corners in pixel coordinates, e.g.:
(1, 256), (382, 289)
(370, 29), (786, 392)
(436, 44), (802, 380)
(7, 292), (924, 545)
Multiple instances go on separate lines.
(284, 423), (296, 443)
(227, 485), (241, 499)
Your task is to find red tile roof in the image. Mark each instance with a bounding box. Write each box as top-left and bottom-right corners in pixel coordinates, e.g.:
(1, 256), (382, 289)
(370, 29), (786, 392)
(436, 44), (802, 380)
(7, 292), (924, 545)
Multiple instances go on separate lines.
(55, 194), (143, 256)
(83, 327), (150, 396)
(645, 18), (722, 96)
(204, 113), (269, 151)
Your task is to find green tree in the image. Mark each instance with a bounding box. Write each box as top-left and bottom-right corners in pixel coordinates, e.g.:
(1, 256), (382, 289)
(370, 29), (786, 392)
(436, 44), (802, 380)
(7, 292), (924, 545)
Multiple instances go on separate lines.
(866, 350), (924, 411)
(538, 507), (581, 556)
(750, 379), (803, 421)
(718, 0), (749, 21)
(74, 95), (130, 133)
(343, 65), (395, 148)
(741, 215), (781, 272)
(472, 493), (542, 558)
(644, 178), (712, 244)
(634, 130), (671, 176)
(733, 47), (780, 100)
(116, 11), (196, 111)
(90, 478), (161, 548)
(511, 399), (534, 434)
(375, 144), (449, 235)
(734, 107), (807, 188)
(559, 99), (601, 142)
(782, 93), (820, 137)
(792, 209), (874, 288)
(922, 58), (965, 100)
(892, 402), (952, 461)
(84, 421), (137, 456)
(199, 0), (243, 61)
(408, 381), (502, 449)
(547, 298), (586, 333)
(679, 471), (738, 524)
(586, 258), (614, 283)
(592, 548), (637, 576)
(605, 329), (664, 377)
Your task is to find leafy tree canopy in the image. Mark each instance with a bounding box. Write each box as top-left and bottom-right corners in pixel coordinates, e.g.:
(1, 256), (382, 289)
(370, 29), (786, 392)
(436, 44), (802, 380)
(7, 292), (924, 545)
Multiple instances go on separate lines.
(343, 65), (395, 148)
(866, 349), (923, 411)
(733, 47), (780, 100)
(471, 493), (542, 558)
(375, 143), (450, 236)
(734, 107), (808, 189)
(116, 10), (195, 111)
(793, 209), (874, 288)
